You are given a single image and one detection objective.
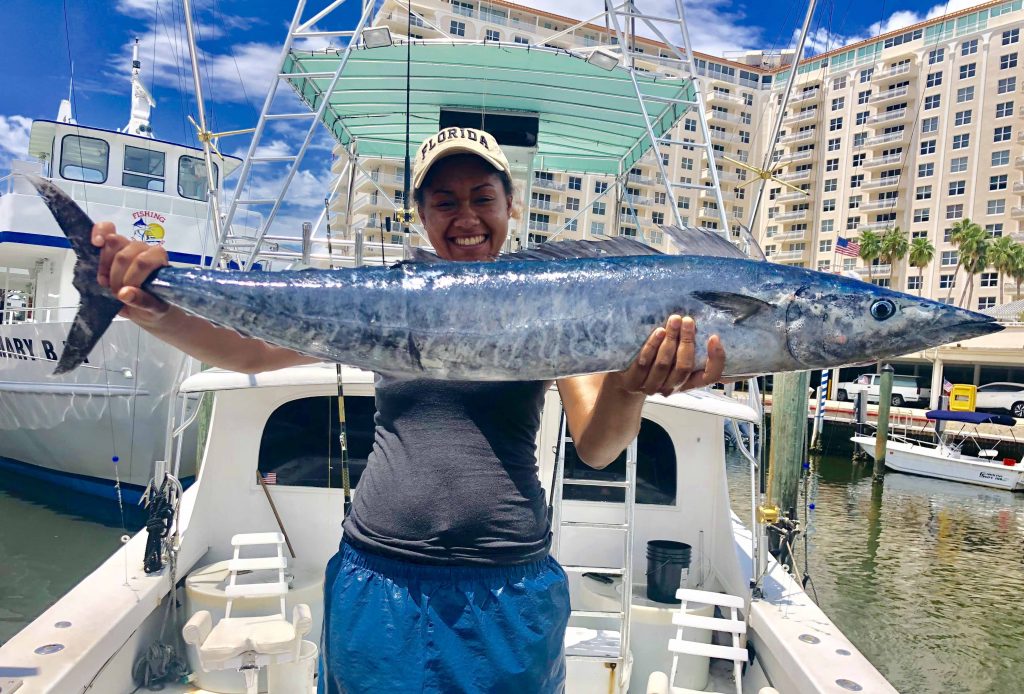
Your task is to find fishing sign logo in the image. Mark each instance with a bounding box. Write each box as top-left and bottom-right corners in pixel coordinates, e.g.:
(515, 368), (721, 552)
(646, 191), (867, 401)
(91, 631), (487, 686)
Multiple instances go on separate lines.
(131, 210), (167, 245)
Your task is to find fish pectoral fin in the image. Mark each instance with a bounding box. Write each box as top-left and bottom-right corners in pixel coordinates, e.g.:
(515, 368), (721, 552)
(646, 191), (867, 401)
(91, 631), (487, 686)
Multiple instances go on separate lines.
(692, 291), (774, 324)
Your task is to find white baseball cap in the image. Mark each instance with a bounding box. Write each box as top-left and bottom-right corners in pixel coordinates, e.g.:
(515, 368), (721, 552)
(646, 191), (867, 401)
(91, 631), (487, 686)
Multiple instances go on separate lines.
(413, 127), (512, 191)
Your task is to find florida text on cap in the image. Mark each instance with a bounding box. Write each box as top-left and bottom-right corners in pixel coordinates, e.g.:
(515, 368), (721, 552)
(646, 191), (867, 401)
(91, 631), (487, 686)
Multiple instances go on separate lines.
(413, 127), (512, 191)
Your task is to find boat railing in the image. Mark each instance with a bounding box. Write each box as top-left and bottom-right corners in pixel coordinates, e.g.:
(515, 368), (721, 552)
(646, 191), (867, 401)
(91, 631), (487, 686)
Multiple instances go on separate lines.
(1, 305), (80, 325)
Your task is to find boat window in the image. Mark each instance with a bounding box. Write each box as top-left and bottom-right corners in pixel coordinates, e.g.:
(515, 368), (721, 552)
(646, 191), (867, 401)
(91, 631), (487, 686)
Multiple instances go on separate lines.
(564, 418), (676, 505)
(257, 395), (375, 488)
(60, 135), (109, 183)
(123, 145), (166, 192)
(178, 155), (219, 201)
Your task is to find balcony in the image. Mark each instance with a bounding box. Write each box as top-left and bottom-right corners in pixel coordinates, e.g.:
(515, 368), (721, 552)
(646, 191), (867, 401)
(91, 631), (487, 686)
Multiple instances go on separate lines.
(530, 199), (565, 212)
(533, 177), (566, 191)
(707, 90), (747, 105)
(856, 264), (892, 277)
(861, 199), (899, 212)
(708, 110), (748, 126)
(779, 129), (816, 145)
(862, 131), (906, 148)
(770, 249), (807, 262)
(1013, 181), (1024, 193)
(627, 172), (655, 185)
(1011, 207), (1024, 220)
(863, 153), (903, 169)
(775, 209), (808, 222)
(866, 108), (909, 126)
(869, 86), (909, 104)
(789, 88), (820, 104)
(859, 221), (895, 232)
(776, 170), (812, 182)
(784, 109), (818, 125)
(768, 229), (809, 242)
(623, 194), (654, 207)
(528, 220), (550, 232)
(875, 63), (911, 81)
(776, 190), (811, 202)
(863, 175), (903, 190)
(776, 150), (814, 165)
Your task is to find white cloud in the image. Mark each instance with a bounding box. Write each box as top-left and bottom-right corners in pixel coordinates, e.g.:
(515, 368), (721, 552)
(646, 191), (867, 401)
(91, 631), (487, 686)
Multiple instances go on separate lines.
(0, 115), (33, 170)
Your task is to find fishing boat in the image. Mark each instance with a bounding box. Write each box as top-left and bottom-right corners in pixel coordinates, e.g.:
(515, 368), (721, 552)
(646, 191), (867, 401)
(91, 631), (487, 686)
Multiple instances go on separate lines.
(851, 410), (1024, 491)
(0, 44), (243, 502)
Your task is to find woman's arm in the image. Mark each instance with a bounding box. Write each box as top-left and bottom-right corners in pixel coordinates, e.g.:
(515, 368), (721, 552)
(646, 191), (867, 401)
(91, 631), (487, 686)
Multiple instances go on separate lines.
(556, 315), (725, 469)
(93, 222), (317, 374)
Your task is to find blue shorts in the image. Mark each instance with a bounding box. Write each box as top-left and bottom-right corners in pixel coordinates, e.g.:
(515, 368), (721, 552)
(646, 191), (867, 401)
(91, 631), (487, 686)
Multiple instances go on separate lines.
(318, 542), (570, 694)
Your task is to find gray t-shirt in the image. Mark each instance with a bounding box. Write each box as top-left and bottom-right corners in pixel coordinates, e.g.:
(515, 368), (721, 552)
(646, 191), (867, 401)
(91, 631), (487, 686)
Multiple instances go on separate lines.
(342, 375), (553, 565)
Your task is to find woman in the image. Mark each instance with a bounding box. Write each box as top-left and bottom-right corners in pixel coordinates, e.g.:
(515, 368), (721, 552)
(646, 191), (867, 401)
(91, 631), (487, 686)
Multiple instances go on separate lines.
(93, 127), (726, 693)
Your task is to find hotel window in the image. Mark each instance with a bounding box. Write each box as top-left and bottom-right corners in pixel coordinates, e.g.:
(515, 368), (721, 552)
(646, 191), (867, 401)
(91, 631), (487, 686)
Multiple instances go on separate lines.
(824, 178), (837, 192)
(590, 221), (605, 236)
(939, 274), (955, 290)
(846, 216), (860, 231)
(592, 201), (606, 215)
(819, 240), (832, 253)
(921, 116), (938, 133)
(651, 212), (665, 225)
(449, 20), (466, 36)
(832, 97), (845, 111)
(653, 191), (666, 205)
(564, 219), (578, 233)
(858, 90), (871, 104)
(913, 209), (930, 223)
(959, 63), (976, 79)
(924, 94), (941, 110)
(920, 139), (936, 155)
(950, 156), (968, 173)
(566, 197), (580, 211)
(916, 185), (931, 200)
(987, 199), (1006, 215)
(683, 119), (696, 132)
(952, 133), (969, 150)
(912, 230), (928, 239)
(1000, 53), (1018, 70)
(941, 250), (958, 266)
(818, 260), (831, 272)
(997, 76), (1017, 94)
(821, 219), (834, 232)
(485, 29), (500, 41)
(859, 68), (873, 83)
(926, 72), (942, 88)
(991, 174), (1008, 191)
(978, 297), (996, 311)
(918, 162), (934, 177)
(848, 195), (862, 209)
(948, 180), (965, 196)
(986, 223), (1004, 237)
(995, 101), (1014, 118)
(829, 117), (843, 131)
(994, 126), (1012, 143)
(961, 38), (978, 56)
(851, 153), (865, 167)
(828, 137), (841, 151)
(822, 198), (836, 212)
(855, 111), (869, 125)
(595, 181), (609, 194)
(992, 150), (1010, 166)
(513, 36), (529, 44)
(826, 158), (839, 172)
(1004, 28), (1020, 45)
(953, 109), (972, 126)
(946, 204), (963, 219)
(681, 157), (693, 170)
(956, 86), (974, 103)
(928, 47), (944, 64)
(568, 176), (582, 190)
(833, 76), (847, 89)
(907, 276), (922, 291)
(853, 133), (866, 147)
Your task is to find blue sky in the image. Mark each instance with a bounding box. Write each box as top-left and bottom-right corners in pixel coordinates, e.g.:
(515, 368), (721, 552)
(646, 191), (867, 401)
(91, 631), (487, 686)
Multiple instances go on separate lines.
(0, 0), (989, 231)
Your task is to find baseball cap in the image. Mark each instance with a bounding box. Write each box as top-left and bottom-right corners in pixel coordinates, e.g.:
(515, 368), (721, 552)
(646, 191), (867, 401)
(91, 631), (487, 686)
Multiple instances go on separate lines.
(413, 127), (512, 191)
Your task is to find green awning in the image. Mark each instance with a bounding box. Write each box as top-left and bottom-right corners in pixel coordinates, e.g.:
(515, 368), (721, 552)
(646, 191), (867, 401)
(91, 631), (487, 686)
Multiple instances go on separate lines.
(282, 42), (694, 175)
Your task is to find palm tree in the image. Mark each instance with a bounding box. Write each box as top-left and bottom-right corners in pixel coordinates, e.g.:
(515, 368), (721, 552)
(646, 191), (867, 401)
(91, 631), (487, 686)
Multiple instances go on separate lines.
(879, 227), (909, 283)
(857, 229), (882, 281)
(908, 237), (935, 296)
(1009, 244), (1024, 302)
(986, 236), (1019, 305)
(955, 226), (989, 308)
(946, 218), (983, 304)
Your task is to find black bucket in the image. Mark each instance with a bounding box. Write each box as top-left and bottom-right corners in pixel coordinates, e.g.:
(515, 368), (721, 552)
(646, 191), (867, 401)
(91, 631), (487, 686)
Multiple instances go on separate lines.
(646, 540), (692, 604)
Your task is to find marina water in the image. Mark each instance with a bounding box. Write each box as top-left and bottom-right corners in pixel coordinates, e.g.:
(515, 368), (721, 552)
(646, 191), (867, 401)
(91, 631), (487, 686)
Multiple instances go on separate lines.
(2, 442), (1022, 692)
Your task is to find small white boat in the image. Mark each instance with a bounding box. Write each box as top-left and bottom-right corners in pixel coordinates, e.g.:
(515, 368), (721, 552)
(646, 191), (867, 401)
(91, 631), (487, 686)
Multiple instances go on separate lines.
(851, 410), (1024, 491)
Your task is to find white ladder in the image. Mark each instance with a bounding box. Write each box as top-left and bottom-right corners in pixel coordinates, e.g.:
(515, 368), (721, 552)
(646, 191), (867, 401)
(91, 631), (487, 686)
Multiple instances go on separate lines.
(551, 409), (638, 681)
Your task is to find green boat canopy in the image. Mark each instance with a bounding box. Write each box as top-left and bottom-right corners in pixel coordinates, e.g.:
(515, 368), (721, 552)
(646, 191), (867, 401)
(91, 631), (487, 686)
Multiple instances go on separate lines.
(283, 42), (695, 175)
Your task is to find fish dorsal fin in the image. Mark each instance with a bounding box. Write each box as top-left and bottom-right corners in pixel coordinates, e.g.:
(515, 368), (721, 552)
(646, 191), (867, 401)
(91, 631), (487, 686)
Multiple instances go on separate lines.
(499, 237), (664, 261)
(389, 247), (445, 268)
(662, 225), (748, 259)
(692, 290), (774, 323)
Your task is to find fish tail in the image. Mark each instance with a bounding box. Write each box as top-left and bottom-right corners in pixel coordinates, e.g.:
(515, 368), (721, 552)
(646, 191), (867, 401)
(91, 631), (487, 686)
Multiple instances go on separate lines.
(25, 174), (123, 374)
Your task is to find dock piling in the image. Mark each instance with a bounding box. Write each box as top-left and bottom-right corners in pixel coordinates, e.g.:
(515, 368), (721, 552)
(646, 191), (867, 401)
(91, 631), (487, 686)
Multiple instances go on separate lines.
(873, 364), (894, 480)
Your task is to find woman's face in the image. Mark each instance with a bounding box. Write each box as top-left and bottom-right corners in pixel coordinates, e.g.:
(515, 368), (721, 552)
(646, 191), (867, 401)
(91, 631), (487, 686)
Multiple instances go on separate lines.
(417, 154), (513, 262)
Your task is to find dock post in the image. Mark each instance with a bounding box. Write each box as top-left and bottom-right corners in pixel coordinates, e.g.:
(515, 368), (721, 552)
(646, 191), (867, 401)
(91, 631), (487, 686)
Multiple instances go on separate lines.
(852, 391), (869, 462)
(873, 364), (894, 480)
(767, 370), (810, 519)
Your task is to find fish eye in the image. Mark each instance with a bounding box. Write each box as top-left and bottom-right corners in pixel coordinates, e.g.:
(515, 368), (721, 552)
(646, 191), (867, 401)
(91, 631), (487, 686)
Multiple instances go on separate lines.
(870, 299), (897, 321)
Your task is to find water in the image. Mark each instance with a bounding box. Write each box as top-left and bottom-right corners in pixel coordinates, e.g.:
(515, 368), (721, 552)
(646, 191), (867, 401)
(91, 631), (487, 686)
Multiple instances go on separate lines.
(726, 444), (1024, 694)
(2, 446), (1022, 692)
(0, 471), (144, 645)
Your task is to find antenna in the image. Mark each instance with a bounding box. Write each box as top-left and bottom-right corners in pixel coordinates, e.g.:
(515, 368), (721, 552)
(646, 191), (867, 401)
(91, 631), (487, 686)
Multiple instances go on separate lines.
(122, 38), (155, 137)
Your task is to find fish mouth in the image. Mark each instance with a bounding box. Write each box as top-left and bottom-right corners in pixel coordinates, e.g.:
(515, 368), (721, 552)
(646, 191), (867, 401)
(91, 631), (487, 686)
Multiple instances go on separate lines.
(921, 314), (1003, 344)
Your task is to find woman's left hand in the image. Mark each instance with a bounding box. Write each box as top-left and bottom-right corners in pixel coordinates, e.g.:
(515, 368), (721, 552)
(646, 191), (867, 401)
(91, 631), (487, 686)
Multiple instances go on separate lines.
(610, 315), (726, 397)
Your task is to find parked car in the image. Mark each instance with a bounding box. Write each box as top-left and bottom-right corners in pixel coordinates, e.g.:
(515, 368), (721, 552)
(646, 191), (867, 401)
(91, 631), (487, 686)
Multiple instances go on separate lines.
(974, 382), (1024, 417)
(836, 373), (931, 407)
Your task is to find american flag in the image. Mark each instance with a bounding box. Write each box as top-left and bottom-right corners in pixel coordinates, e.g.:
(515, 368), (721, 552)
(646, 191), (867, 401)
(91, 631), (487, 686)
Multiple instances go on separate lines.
(836, 237), (860, 257)
(943, 379), (953, 394)
(262, 471), (278, 485)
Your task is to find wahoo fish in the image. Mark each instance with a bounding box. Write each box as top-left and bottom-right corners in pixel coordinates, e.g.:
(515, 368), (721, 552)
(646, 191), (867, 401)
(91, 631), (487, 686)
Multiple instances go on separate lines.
(31, 175), (1001, 379)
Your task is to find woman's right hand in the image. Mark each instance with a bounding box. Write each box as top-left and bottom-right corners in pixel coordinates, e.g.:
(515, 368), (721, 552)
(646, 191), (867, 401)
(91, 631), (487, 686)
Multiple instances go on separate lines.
(92, 221), (172, 326)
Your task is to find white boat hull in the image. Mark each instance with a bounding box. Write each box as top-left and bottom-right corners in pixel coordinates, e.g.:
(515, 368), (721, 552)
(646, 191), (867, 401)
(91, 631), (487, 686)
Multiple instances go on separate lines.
(0, 318), (197, 499)
(852, 435), (1024, 491)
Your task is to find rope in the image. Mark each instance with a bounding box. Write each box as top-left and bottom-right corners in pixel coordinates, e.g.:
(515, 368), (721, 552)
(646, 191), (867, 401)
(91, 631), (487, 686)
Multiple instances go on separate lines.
(132, 641), (187, 691)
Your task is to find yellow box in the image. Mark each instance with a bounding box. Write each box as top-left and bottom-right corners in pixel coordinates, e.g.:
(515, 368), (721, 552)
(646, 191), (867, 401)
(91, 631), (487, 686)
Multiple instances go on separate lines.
(949, 384), (976, 411)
